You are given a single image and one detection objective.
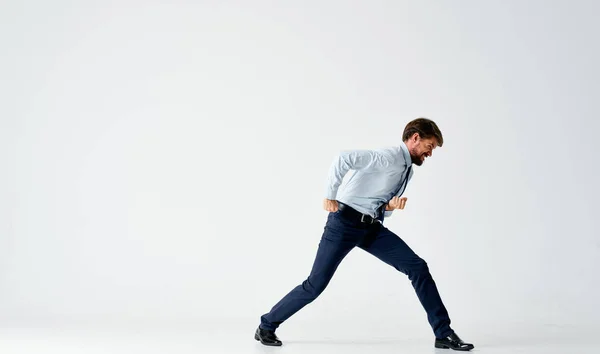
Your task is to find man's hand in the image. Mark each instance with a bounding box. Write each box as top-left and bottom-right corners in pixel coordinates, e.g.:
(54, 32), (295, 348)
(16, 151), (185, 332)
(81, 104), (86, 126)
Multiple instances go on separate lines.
(323, 199), (339, 212)
(385, 196), (407, 211)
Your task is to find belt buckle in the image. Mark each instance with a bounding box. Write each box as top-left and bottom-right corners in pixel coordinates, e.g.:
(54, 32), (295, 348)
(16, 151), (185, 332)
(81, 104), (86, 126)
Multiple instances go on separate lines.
(360, 214), (374, 224)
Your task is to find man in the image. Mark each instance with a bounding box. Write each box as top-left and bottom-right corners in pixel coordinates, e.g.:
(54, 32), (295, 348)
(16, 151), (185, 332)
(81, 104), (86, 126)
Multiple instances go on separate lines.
(255, 118), (474, 351)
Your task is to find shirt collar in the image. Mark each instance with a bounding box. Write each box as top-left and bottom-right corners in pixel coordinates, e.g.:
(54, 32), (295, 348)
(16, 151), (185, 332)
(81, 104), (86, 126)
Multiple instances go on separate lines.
(399, 141), (413, 167)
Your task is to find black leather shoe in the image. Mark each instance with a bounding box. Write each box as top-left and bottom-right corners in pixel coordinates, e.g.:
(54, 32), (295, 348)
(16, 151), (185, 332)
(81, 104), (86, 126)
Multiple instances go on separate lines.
(254, 326), (282, 346)
(434, 333), (474, 351)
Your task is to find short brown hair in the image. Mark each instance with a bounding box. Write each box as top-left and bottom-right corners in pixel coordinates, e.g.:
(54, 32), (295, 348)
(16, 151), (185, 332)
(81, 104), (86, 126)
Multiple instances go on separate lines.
(402, 118), (444, 147)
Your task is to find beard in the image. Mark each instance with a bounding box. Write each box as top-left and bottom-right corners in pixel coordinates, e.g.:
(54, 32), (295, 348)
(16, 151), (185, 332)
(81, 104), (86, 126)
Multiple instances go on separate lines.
(410, 150), (425, 166)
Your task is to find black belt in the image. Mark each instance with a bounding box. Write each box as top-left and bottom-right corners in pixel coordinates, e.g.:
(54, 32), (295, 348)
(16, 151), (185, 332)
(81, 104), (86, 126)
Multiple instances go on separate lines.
(337, 202), (383, 225)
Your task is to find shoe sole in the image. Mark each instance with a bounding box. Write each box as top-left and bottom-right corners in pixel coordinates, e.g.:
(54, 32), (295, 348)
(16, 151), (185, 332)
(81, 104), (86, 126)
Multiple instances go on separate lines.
(434, 343), (474, 351)
(254, 333), (282, 346)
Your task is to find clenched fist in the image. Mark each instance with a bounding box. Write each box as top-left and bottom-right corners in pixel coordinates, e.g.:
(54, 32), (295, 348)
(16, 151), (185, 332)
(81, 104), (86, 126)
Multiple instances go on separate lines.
(323, 199), (339, 212)
(385, 196), (407, 211)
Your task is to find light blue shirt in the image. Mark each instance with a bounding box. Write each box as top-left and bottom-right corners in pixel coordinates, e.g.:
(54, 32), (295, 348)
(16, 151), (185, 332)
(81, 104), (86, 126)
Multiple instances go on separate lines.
(325, 142), (414, 219)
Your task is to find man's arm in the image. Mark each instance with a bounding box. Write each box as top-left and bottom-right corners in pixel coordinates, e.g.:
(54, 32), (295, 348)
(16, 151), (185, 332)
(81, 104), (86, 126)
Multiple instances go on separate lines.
(382, 196), (408, 217)
(324, 149), (396, 200)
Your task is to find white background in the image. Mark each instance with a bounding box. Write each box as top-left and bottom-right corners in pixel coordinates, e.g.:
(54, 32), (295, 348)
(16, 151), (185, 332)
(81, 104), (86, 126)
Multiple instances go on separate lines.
(1, 0), (599, 350)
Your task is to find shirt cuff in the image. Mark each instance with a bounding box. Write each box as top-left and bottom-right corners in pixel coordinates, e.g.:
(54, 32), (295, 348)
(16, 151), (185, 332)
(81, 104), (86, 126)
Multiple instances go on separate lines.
(325, 189), (338, 200)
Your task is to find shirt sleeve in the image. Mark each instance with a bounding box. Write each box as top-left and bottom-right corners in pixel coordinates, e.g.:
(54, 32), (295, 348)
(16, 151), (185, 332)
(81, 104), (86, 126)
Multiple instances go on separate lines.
(324, 149), (396, 200)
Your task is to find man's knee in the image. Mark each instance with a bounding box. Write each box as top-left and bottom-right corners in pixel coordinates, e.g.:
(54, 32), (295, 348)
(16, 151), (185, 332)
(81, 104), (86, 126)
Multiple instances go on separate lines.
(406, 258), (430, 278)
(301, 276), (331, 298)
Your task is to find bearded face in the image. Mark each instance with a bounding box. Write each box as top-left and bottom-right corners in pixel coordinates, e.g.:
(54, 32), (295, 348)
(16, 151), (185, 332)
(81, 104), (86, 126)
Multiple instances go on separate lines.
(408, 136), (438, 166)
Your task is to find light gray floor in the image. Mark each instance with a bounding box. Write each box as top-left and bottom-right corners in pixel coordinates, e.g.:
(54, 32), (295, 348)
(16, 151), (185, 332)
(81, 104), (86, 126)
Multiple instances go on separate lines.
(0, 321), (595, 354)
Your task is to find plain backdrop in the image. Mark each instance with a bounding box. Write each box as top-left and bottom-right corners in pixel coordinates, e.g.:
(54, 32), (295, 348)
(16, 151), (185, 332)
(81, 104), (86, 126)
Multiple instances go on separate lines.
(1, 0), (599, 342)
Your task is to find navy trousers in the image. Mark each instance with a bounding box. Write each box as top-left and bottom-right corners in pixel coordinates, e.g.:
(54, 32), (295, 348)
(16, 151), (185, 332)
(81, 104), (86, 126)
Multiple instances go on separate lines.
(260, 209), (454, 339)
